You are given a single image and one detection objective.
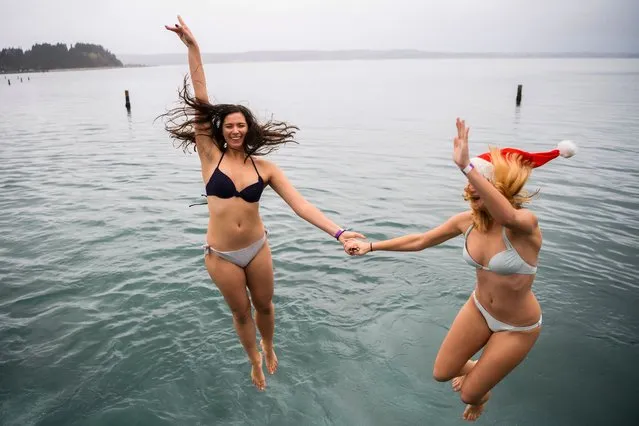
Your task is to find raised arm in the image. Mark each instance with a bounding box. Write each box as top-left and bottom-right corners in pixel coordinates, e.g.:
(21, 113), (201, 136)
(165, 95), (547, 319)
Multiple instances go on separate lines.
(165, 15), (209, 103)
(345, 211), (469, 255)
(453, 118), (538, 234)
(267, 162), (364, 244)
(165, 15), (217, 160)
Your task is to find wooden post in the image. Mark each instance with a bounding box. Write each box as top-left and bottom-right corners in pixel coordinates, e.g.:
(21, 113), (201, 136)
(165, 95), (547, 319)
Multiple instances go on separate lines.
(125, 90), (131, 111)
(516, 84), (522, 106)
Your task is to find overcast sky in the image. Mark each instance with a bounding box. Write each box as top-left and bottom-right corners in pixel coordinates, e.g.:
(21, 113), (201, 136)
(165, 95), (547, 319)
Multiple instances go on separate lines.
(2, 0), (638, 54)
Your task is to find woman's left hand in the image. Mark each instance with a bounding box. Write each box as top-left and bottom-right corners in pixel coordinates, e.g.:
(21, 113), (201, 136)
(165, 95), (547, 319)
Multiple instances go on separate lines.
(165, 15), (198, 48)
(339, 230), (365, 244)
(453, 117), (471, 169)
(343, 239), (370, 256)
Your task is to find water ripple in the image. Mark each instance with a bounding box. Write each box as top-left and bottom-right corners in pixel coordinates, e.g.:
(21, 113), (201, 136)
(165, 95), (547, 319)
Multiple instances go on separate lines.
(1, 58), (638, 426)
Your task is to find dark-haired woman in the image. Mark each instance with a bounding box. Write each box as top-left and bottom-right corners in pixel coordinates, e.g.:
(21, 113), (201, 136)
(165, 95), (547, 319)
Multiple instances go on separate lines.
(163, 16), (364, 391)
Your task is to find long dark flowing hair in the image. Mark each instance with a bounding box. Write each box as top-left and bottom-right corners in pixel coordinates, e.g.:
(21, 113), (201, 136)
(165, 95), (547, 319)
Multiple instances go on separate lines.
(159, 77), (299, 156)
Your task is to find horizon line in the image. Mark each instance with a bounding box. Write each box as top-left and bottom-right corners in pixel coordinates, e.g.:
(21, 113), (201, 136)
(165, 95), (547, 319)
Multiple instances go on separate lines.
(117, 49), (639, 56)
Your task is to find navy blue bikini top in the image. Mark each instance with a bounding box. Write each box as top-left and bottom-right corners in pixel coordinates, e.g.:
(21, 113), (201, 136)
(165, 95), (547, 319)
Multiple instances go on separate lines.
(205, 152), (264, 203)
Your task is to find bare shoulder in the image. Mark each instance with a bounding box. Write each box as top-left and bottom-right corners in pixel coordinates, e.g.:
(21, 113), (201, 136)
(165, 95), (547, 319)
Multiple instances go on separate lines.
(252, 157), (278, 181)
(450, 210), (473, 233)
(517, 207), (539, 224)
(512, 207), (541, 239)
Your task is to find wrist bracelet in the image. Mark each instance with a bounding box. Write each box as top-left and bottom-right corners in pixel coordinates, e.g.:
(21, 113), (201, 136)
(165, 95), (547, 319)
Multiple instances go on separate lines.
(369, 242), (373, 252)
(335, 229), (345, 240)
(461, 163), (474, 175)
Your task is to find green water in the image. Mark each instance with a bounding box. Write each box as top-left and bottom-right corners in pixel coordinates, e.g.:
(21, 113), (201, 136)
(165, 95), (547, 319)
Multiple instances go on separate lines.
(1, 58), (638, 425)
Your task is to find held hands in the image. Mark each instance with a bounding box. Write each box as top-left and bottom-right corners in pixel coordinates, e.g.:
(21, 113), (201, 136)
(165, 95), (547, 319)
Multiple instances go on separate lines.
(165, 15), (198, 48)
(338, 230), (365, 244)
(336, 231), (367, 255)
(453, 118), (471, 169)
(343, 239), (371, 256)
(341, 118), (473, 257)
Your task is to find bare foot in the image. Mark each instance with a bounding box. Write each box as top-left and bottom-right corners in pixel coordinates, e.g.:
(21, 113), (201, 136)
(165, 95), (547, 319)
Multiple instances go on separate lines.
(251, 353), (266, 391)
(260, 339), (278, 374)
(463, 403), (485, 421)
(452, 359), (477, 392)
(452, 375), (465, 392)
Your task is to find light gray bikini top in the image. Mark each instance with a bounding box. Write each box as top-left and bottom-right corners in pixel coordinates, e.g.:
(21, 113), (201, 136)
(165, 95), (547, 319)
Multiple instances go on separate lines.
(463, 225), (537, 275)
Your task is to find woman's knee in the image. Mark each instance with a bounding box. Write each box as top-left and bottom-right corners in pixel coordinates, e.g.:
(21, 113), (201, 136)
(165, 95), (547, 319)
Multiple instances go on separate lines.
(253, 300), (274, 316)
(231, 305), (252, 324)
(432, 363), (456, 383)
(460, 386), (484, 405)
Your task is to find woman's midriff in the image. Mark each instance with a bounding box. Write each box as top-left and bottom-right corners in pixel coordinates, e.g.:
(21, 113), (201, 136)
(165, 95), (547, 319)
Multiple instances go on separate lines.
(475, 270), (542, 327)
(206, 198), (265, 251)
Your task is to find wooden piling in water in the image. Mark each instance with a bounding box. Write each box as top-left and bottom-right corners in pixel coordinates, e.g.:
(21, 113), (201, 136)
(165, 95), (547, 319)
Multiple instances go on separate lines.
(516, 84), (523, 106)
(125, 90), (131, 111)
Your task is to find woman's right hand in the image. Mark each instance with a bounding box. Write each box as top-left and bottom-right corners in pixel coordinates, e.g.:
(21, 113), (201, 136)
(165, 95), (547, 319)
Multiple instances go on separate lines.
(344, 239), (371, 256)
(453, 117), (471, 169)
(165, 15), (198, 48)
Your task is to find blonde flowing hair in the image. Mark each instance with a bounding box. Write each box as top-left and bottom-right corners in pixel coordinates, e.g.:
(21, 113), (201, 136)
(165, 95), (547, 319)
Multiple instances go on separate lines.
(464, 146), (538, 232)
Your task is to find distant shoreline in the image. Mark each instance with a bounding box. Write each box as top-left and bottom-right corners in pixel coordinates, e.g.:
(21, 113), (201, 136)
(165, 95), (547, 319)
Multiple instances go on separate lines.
(3, 51), (637, 74)
(117, 50), (639, 66)
(0, 64), (148, 75)
(1, 42), (126, 74)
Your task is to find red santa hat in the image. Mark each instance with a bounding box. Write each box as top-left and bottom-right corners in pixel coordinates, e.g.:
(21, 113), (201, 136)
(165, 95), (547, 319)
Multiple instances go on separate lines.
(471, 140), (578, 180)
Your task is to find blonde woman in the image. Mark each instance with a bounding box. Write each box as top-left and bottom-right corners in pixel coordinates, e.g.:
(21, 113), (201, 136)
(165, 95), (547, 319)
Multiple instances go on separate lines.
(345, 118), (576, 420)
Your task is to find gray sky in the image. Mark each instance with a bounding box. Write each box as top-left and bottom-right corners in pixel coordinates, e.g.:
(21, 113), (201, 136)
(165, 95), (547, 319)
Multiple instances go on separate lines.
(2, 0), (638, 54)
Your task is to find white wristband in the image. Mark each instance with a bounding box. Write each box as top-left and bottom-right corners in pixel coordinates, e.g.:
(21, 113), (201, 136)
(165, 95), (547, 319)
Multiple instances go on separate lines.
(461, 163), (474, 175)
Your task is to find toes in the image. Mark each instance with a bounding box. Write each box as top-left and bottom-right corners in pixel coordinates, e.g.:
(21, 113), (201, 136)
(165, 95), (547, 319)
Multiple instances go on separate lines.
(251, 357), (266, 391)
(462, 406), (474, 422)
(451, 376), (464, 392)
(462, 405), (483, 422)
(253, 377), (266, 391)
(267, 358), (278, 374)
(260, 341), (278, 375)
(451, 378), (460, 390)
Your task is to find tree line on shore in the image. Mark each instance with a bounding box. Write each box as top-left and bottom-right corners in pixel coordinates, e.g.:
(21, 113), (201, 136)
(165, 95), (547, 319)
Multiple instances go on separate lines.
(0, 43), (123, 72)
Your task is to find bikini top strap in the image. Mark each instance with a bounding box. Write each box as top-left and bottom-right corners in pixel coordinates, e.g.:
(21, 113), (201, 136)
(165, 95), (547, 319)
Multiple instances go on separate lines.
(249, 156), (262, 180)
(501, 227), (514, 250)
(215, 151), (225, 168)
(464, 224), (474, 239)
